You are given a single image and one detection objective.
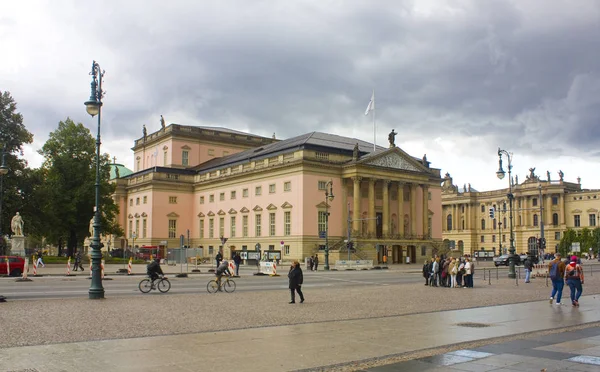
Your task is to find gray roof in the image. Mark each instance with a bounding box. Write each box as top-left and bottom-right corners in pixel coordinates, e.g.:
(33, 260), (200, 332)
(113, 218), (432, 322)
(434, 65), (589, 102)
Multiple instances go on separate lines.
(192, 132), (386, 172)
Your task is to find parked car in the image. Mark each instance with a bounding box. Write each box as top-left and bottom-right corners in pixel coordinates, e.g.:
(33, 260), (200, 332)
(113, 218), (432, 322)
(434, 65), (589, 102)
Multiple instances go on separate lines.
(494, 254), (510, 267)
(110, 249), (125, 258)
(0, 256), (27, 277)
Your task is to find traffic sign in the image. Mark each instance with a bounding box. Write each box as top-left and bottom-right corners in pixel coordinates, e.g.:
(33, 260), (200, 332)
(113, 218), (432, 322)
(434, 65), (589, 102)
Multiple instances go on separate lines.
(220, 236), (228, 245)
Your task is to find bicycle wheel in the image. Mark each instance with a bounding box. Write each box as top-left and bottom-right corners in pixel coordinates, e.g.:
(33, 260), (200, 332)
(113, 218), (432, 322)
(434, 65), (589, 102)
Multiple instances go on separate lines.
(223, 279), (236, 293)
(139, 279), (152, 293)
(207, 280), (219, 293)
(157, 278), (171, 293)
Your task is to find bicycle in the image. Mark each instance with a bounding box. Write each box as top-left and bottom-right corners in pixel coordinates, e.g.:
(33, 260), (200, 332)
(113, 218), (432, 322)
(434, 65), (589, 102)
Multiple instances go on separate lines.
(139, 275), (171, 293)
(207, 275), (236, 293)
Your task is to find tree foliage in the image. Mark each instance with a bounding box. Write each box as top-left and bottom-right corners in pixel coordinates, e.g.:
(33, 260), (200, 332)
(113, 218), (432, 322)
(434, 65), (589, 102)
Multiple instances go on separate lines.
(559, 227), (600, 257)
(38, 118), (122, 256)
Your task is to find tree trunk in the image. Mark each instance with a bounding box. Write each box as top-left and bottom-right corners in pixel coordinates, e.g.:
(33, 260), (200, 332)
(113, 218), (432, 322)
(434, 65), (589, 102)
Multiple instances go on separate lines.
(57, 237), (63, 257)
(67, 230), (77, 258)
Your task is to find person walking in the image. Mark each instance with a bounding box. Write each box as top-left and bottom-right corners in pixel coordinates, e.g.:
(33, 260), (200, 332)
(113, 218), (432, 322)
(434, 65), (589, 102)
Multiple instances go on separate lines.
(523, 256), (532, 283)
(36, 250), (45, 268)
(233, 253), (242, 276)
(73, 250), (84, 271)
(565, 255), (584, 307)
(464, 258), (472, 288)
(215, 251), (223, 269)
(548, 253), (566, 305)
(288, 260), (304, 304)
(309, 256), (314, 271)
(313, 255), (319, 271)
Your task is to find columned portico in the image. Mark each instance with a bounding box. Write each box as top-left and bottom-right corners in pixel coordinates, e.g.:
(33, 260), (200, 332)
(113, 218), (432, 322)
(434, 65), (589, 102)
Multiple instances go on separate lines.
(410, 183), (417, 236)
(382, 180), (390, 236)
(397, 182), (404, 236)
(352, 177), (361, 232)
(422, 185), (429, 237)
(368, 178), (376, 235)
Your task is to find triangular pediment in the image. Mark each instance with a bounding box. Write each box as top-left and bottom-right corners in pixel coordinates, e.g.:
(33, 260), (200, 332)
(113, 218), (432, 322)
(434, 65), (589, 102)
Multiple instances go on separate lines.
(207, 211), (215, 216)
(167, 212), (179, 218)
(228, 208), (237, 214)
(361, 148), (429, 173)
(587, 208), (598, 213)
(571, 209), (582, 213)
(240, 207), (249, 213)
(217, 209), (226, 216)
(141, 212), (148, 217)
(316, 201), (331, 208)
(198, 212), (205, 217)
(181, 145), (191, 150)
(266, 203), (277, 210)
(134, 213), (140, 218)
(281, 202), (293, 209)
(128, 214), (134, 219)
(253, 205), (263, 212)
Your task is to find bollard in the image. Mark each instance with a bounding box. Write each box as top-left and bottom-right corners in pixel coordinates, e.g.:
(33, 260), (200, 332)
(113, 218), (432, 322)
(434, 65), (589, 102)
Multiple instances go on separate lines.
(89, 261), (92, 278)
(516, 272), (519, 286)
(33, 258), (38, 276)
(66, 257), (71, 276)
(127, 258), (132, 275)
(23, 259), (29, 279)
(488, 269), (491, 285)
(101, 259), (105, 279)
(545, 272), (548, 287)
(6, 257), (10, 276)
(518, 267), (521, 279)
(496, 267), (499, 281)
(483, 268), (486, 281)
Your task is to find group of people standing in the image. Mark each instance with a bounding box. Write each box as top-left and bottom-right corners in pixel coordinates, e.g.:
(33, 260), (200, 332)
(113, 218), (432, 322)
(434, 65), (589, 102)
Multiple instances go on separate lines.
(423, 255), (474, 288)
(306, 255), (319, 271)
(548, 253), (584, 307)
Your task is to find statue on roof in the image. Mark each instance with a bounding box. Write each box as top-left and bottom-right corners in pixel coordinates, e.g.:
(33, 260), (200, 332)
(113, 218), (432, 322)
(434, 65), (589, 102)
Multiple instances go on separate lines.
(115, 165), (120, 178)
(353, 143), (359, 161)
(547, 170), (551, 182)
(422, 154), (428, 166)
(143, 125), (147, 141)
(463, 184), (467, 192)
(515, 175), (519, 185)
(388, 129), (397, 148)
(528, 167), (536, 180)
(468, 183), (472, 192)
(160, 115), (165, 129)
(558, 170), (564, 181)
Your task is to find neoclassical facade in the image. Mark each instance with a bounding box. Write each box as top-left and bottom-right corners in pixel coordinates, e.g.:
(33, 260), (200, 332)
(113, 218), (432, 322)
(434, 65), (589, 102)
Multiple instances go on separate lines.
(442, 170), (600, 257)
(110, 124), (443, 263)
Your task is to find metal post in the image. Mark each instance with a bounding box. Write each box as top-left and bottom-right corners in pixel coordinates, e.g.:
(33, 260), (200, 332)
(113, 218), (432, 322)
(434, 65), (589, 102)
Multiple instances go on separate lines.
(84, 61), (105, 299)
(347, 203), (352, 261)
(488, 269), (491, 285)
(497, 148), (516, 279)
(538, 184), (544, 263)
(324, 180), (334, 270)
(0, 149), (7, 255)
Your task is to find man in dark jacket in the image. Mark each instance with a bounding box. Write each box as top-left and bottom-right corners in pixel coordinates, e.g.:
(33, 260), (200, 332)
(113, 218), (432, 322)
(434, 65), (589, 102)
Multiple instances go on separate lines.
(215, 251), (223, 269)
(288, 260), (304, 304)
(233, 253), (242, 276)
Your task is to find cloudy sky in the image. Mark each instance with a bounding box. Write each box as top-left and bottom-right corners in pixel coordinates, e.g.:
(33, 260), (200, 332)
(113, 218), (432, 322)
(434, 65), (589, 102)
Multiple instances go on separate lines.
(1, 0), (599, 191)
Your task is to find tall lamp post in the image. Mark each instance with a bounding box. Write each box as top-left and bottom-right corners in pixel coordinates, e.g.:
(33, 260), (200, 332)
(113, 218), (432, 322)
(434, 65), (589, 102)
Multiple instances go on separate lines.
(538, 183), (545, 261)
(324, 180), (334, 270)
(496, 148), (516, 278)
(84, 60), (105, 299)
(0, 148), (8, 255)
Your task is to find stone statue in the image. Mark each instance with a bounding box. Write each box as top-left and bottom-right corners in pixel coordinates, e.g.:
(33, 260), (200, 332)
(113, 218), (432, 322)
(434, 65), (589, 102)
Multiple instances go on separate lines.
(547, 171), (551, 181)
(422, 154), (428, 165)
(515, 175), (519, 185)
(160, 115), (165, 129)
(272, 133), (276, 139)
(11, 212), (24, 236)
(353, 143), (359, 160)
(558, 170), (564, 181)
(463, 184), (467, 192)
(577, 177), (581, 184)
(89, 217), (95, 237)
(115, 165), (120, 178)
(528, 167), (536, 179)
(143, 125), (147, 140)
(388, 129), (397, 148)
(468, 183), (472, 192)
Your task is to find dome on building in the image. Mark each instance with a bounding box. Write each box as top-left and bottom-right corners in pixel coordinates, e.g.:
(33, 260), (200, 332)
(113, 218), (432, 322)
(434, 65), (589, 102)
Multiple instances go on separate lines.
(109, 163), (133, 180)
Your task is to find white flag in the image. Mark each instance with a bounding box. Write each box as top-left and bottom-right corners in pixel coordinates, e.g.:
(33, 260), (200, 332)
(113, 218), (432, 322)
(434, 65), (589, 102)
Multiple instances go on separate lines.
(364, 91), (374, 115)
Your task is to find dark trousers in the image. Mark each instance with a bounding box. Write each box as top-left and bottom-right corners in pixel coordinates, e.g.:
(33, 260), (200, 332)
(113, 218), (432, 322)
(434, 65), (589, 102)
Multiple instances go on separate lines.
(235, 263), (240, 276)
(290, 285), (304, 302)
(314, 263), (318, 271)
(567, 279), (583, 303)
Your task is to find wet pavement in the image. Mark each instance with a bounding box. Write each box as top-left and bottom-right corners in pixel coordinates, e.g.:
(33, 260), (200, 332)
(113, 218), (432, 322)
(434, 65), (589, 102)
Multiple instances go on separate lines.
(2, 295), (600, 371)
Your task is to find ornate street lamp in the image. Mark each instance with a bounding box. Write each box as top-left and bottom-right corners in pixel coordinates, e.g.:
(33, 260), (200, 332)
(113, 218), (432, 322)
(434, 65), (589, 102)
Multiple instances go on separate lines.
(324, 180), (334, 270)
(0, 148), (8, 255)
(496, 148), (516, 278)
(84, 60), (105, 299)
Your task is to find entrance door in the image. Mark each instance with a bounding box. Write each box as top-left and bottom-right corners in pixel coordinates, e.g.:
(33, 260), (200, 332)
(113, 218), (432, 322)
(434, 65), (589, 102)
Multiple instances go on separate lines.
(376, 213), (383, 238)
(407, 245), (416, 263)
(392, 245), (402, 264)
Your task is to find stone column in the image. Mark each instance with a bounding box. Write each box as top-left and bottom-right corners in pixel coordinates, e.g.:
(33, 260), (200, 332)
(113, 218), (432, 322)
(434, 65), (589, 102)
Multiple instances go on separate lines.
(453, 204), (457, 231)
(410, 183), (417, 236)
(342, 178), (348, 230)
(352, 177), (361, 232)
(465, 203), (470, 230)
(422, 185), (429, 238)
(382, 180), (390, 236)
(368, 178), (376, 235)
(559, 193), (565, 225)
(546, 194), (552, 226)
(397, 182), (404, 236)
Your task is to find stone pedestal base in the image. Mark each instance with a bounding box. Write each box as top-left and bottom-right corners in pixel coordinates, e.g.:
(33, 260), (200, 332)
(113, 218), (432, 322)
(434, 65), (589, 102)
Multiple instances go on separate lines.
(10, 235), (25, 256)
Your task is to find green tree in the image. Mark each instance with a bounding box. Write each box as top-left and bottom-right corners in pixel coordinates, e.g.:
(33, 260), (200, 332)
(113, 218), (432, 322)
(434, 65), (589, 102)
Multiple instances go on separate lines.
(579, 227), (594, 254)
(0, 91), (35, 254)
(558, 228), (577, 257)
(593, 228), (600, 256)
(38, 118), (122, 257)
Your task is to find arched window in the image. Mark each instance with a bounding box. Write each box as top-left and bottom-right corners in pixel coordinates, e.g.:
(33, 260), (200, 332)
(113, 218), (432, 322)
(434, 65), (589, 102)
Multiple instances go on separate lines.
(553, 213), (559, 226)
(533, 214), (538, 227)
(481, 204), (485, 212)
(447, 214), (453, 231)
(481, 219), (486, 230)
(503, 217), (507, 226)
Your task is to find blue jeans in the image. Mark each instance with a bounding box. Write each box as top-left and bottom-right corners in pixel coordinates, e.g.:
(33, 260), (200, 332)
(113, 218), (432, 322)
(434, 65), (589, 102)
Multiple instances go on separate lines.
(525, 269), (531, 282)
(551, 278), (564, 303)
(567, 279), (583, 303)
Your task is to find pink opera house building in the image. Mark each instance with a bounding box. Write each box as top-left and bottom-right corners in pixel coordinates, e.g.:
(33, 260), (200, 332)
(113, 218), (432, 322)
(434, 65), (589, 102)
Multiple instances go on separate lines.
(110, 123), (443, 264)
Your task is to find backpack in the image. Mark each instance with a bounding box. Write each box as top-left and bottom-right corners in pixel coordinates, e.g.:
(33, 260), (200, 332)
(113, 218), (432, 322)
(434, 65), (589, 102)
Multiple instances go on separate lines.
(549, 261), (559, 279)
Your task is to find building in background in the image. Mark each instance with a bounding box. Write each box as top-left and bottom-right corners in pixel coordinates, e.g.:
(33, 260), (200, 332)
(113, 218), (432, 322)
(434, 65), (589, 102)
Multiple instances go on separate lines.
(441, 169), (600, 258)
(108, 123), (443, 263)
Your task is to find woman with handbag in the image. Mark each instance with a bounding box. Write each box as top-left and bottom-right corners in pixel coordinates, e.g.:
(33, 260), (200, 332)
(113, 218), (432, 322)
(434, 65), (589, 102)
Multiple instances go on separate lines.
(565, 255), (584, 307)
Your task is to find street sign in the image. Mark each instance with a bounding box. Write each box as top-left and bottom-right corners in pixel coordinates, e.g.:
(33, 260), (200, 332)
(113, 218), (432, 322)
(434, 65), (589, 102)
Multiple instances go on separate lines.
(220, 236), (228, 245)
(572, 242), (581, 252)
(160, 240), (167, 245)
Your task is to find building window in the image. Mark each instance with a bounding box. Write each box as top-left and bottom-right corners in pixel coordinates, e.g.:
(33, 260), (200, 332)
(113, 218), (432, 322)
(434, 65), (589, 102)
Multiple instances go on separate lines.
(200, 196), (205, 204)
(284, 245), (290, 255)
(318, 181), (327, 190)
(209, 194), (214, 203)
(129, 198), (133, 206)
(168, 219), (177, 238)
(169, 196), (177, 204)
(590, 214), (596, 227)
(269, 184), (276, 194)
(269, 212), (276, 236)
(428, 192), (431, 200)
(231, 191), (236, 200)
(142, 219), (147, 238)
(574, 215), (581, 227)
(163, 151), (167, 166)
(555, 232), (560, 240)
(481, 219), (486, 230)
(182, 150), (189, 166)
(208, 149), (215, 156)
(128, 221), (133, 237)
(284, 211), (291, 236)
(284, 181), (291, 192)
(255, 186), (262, 196)
(552, 196), (558, 205)
(481, 205), (485, 213)
(318, 211), (327, 236)
(243, 188), (249, 198)
(553, 213), (559, 226)
(532, 198), (538, 207)
(136, 197), (140, 205)
(502, 234), (506, 242)
(492, 235), (496, 243)
(136, 159), (140, 170)
(243, 215), (248, 237)
(255, 214), (262, 236)
(533, 214), (538, 227)
(220, 192), (225, 201)
(219, 217), (225, 238)
(230, 216), (236, 237)
(208, 246), (214, 256)
(480, 235), (485, 243)
(446, 214), (452, 231)
(143, 196), (147, 204)
(135, 219), (140, 237)
(209, 218), (214, 238)
(493, 219), (497, 230)
(503, 217), (507, 226)
(421, 245), (427, 256)
(199, 219), (204, 238)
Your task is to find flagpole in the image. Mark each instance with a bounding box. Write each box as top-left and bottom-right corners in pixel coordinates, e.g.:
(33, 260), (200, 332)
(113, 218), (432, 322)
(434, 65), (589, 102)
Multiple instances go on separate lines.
(372, 90), (376, 152)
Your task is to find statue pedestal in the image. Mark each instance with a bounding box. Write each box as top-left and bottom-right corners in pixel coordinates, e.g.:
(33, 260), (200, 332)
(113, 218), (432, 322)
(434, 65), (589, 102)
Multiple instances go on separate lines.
(11, 235), (26, 256)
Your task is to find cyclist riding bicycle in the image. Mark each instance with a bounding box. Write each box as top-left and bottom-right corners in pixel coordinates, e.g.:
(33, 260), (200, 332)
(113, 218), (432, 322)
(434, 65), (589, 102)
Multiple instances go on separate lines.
(147, 258), (164, 286)
(215, 260), (231, 291)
